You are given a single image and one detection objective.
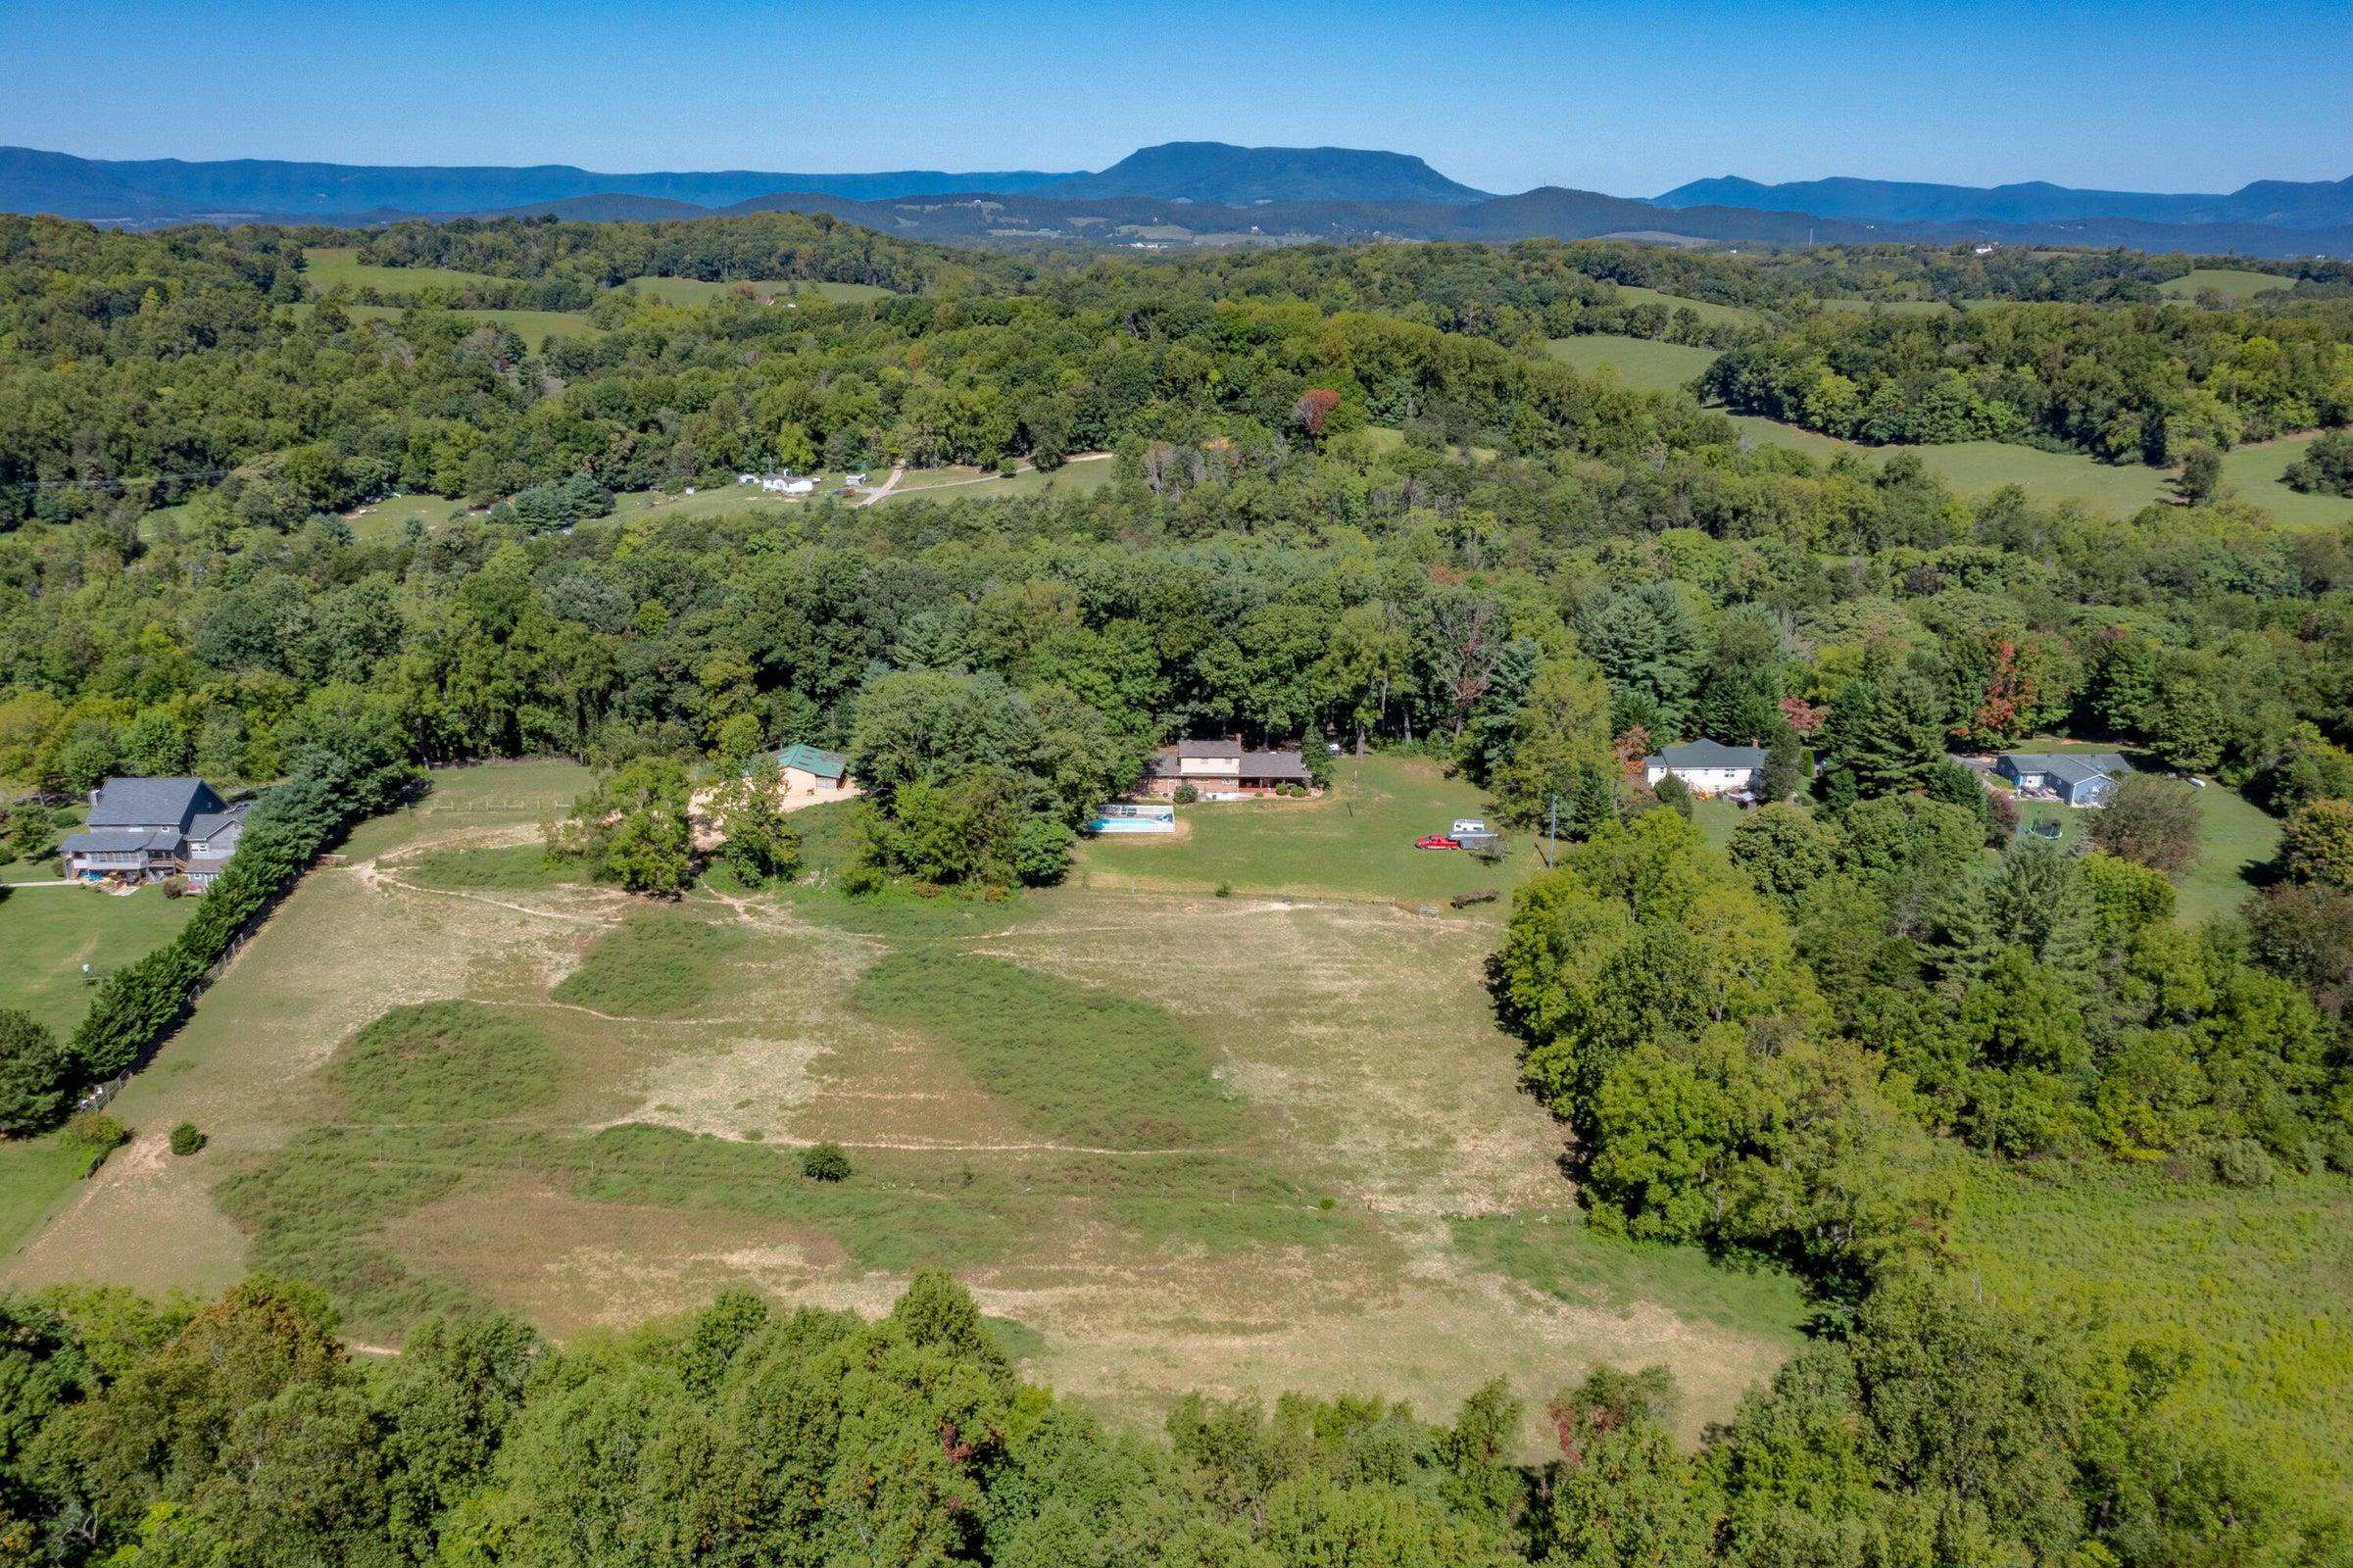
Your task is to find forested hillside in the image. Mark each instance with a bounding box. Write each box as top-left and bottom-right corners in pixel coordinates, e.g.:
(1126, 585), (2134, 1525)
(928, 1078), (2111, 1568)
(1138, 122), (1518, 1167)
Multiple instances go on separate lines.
(2, 210), (2351, 1563)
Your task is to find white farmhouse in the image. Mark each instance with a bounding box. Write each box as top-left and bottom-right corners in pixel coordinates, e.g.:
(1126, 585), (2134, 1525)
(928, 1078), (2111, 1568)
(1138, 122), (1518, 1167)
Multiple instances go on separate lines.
(1643, 739), (1767, 797)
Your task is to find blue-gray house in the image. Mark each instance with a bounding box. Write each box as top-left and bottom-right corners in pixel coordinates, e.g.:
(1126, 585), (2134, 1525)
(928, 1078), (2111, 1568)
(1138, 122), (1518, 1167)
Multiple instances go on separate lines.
(1994, 752), (2131, 808)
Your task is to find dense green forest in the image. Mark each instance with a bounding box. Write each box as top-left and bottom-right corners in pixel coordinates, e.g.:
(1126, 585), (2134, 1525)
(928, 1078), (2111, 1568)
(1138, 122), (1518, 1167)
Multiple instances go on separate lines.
(2, 210), (2351, 1562)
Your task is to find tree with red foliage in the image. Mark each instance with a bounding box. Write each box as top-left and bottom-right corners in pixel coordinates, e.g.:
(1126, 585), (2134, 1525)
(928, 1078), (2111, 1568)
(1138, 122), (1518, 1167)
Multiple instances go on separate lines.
(1293, 388), (1341, 440)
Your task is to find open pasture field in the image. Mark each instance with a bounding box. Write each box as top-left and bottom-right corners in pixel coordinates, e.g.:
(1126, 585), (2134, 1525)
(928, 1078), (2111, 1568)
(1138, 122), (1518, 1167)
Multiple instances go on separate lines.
(1544, 333), (1717, 393)
(301, 245), (515, 296)
(2158, 268), (2295, 303)
(1731, 417), (2353, 526)
(1611, 284), (1760, 327)
(871, 455), (1118, 505)
(1952, 1161), (2353, 1509)
(0, 759), (1804, 1441)
(624, 275), (894, 306)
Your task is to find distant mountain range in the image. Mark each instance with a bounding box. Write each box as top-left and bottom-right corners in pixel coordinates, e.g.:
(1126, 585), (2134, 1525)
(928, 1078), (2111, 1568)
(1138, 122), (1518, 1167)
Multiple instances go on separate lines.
(1655, 172), (2353, 230)
(6, 141), (2351, 259)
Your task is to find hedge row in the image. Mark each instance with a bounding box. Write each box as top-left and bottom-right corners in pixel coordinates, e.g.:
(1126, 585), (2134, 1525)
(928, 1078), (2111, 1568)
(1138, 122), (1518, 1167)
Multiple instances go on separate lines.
(68, 749), (419, 1084)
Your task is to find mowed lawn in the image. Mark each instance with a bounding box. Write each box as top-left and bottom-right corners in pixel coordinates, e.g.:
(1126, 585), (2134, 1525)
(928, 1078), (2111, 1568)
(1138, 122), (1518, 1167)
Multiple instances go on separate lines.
(1545, 334), (1718, 393)
(0, 884), (195, 1042)
(1071, 755), (1539, 907)
(1952, 1161), (2353, 1511)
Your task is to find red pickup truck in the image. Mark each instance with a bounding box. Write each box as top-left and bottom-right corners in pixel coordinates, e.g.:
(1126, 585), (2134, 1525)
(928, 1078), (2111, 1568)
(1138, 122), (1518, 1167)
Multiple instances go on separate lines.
(1414, 834), (1462, 850)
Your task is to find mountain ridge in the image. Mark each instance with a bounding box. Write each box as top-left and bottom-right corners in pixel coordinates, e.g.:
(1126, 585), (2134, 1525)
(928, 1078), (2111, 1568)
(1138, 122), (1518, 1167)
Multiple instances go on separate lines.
(1655, 172), (2353, 229)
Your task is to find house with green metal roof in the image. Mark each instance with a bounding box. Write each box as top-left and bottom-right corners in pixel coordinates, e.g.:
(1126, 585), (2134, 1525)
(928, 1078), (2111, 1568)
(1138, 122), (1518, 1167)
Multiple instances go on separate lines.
(775, 743), (858, 802)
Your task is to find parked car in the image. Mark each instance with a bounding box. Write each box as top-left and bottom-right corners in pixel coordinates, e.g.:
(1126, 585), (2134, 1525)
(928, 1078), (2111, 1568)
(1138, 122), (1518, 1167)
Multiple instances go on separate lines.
(1415, 834), (1462, 850)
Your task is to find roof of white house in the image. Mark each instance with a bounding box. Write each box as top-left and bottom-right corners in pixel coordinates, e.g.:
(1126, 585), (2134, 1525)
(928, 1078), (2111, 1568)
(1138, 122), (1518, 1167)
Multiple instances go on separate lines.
(1645, 740), (1767, 769)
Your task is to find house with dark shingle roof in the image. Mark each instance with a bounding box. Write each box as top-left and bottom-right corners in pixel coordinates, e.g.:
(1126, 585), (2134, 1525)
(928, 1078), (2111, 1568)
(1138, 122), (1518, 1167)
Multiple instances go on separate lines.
(1140, 736), (1313, 799)
(60, 777), (248, 887)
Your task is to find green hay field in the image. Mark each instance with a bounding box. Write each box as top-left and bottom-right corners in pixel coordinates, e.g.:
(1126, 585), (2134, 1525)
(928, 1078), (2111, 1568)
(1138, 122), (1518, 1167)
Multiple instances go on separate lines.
(1544, 334), (1718, 393)
(2157, 268), (2295, 303)
(301, 246), (515, 295)
(624, 276), (893, 306)
(1731, 417), (2353, 526)
(1611, 284), (1760, 327)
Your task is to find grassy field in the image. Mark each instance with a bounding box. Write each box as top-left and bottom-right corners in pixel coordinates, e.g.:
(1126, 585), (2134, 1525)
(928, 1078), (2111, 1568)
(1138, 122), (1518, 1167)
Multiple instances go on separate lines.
(1612, 284), (1760, 327)
(1730, 417), (2353, 526)
(871, 456), (1117, 506)
(301, 246), (514, 295)
(0, 757), (1806, 1443)
(1952, 1161), (2353, 1509)
(2157, 268), (2295, 303)
(1544, 334), (1718, 393)
(0, 884), (196, 1042)
(623, 276), (894, 306)
(1070, 755), (1541, 908)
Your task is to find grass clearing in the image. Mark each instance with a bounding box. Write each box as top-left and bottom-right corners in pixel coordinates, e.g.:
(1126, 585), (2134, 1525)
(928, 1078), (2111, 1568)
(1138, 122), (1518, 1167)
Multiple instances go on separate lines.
(551, 908), (749, 1018)
(2157, 268), (2294, 303)
(1611, 284), (1760, 327)
(871, 457), (1118, 506)
(1952, 1161), (2353, 1509)
(1544, 335), (1718, 393)
(0, 1136), (104, 1259)
(623, 276), (893, 307)
(0, 885), (197, 1042)
(301, 246), (513, 295)
(1729, 418), (2353, 527)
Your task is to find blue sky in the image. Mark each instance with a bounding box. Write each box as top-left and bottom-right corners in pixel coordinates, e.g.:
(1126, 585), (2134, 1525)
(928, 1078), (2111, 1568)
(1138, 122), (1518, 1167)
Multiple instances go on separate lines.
(3, 0), (2346, 195)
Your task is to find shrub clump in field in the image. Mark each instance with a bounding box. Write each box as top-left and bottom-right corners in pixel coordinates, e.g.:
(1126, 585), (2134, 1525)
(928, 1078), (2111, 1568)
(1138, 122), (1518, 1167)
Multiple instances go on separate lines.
(802, 1142), (852, 1182)
(2281, 428), (2353, 497)
(169, 1121), (205, 1156)
(64, 1111), (129, 1160)
(551, 912), (746, 1018)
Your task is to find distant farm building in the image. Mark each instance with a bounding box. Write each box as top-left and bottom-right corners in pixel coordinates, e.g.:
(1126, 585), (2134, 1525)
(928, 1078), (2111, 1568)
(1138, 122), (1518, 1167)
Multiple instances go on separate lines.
(1642, 740), (1766, 797)
(776, 742), (858, 803)
(60, 776), (247, 888)
(743, 471), (817, 495)
(1995, 752), (2130, 807)
(1140, 738), (1312, 800)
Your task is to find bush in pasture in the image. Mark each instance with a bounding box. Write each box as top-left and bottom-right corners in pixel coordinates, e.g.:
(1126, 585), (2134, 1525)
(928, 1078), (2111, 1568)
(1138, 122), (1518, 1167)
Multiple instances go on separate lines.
(168, 1121), (204, 1156)
(801, 1142), (852, 1182)
(710, 775), (803, 886)
(549, 756), (695, 896)
(2281, 428), (2353, 497)
(0, 1009), (70, 1136)
(64, 1110), (128, 1155)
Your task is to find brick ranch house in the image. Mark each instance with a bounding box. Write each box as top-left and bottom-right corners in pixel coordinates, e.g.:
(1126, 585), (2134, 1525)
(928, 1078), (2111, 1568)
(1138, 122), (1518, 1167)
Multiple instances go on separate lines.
(59, 776), (248, 888)
(1139, 738), (1313, 800)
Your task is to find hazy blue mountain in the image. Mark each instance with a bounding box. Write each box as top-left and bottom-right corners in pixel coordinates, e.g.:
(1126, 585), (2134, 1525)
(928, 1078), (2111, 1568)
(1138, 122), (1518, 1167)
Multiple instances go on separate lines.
(1655, 172), (2353, 228)
(1033, 141), (1490, 205)
(0, 146), (1072, 221)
